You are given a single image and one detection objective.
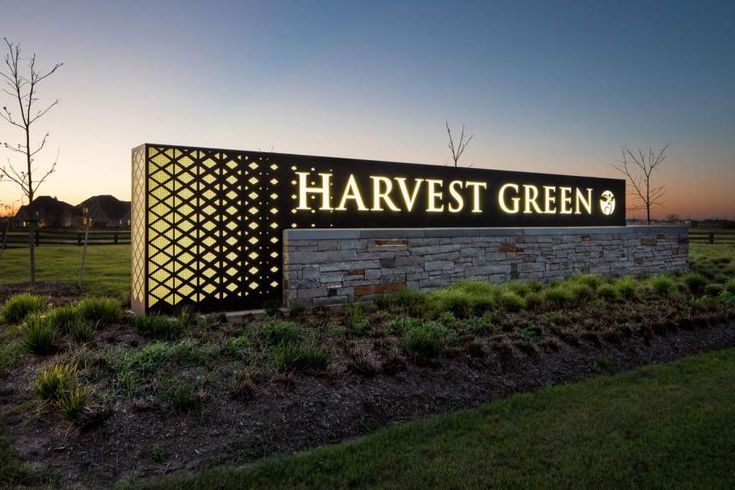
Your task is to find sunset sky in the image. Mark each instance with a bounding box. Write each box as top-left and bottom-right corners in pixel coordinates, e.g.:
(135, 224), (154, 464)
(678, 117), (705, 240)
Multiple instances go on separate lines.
(1, 0), (733, 219)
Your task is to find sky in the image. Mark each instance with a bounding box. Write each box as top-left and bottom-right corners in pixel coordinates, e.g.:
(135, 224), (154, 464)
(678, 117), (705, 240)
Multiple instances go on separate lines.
(0, 0), (733, 219)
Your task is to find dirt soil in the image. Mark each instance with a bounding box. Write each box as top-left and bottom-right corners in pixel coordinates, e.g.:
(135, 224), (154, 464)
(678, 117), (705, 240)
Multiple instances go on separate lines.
(2, 309), (734, 488)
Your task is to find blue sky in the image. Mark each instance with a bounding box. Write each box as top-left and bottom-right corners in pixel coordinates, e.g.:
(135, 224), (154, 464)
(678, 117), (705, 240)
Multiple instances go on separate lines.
(1, 0), (733, 217)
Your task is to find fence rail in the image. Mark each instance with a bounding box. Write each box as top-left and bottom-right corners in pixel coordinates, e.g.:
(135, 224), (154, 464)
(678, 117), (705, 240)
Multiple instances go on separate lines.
(689, 230), (735, 244)
(0, 228), (732, 248)
(0, 230), (130, 249)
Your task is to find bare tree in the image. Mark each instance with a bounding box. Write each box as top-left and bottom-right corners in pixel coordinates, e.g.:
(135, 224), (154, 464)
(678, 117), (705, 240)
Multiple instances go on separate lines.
(446, 121), (473, 167)
(0, 38), (62, 285)
(612, 143), (669, 224)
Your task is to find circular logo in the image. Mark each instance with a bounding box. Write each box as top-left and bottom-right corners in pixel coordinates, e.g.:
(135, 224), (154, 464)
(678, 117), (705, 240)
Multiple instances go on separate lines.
(600, 190), (616, 216)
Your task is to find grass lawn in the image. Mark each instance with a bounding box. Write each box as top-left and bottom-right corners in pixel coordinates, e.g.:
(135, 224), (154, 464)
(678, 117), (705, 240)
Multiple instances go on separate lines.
(136, 347), (735, 489)
(0, 244), (130, 297)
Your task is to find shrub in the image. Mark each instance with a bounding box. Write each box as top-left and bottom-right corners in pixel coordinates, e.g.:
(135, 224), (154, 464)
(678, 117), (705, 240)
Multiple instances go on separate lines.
(428, 289), (472, 318)
(47, 306), (82, 333)
(519, 327), (540, 342)
(613, 277), (638, 300)
(76, 298), (121, 327)
(524, 291), (544, 310)
(435, 311), (457, 328)
(542, 287), (573, 308)
(651, 276), (676, 297)
(681, 272), (708, 295)
(1, 293), (46, 325)
(57, 384), (89, 420)
(573, 274), (603, 290)
(272, 342), (329, 372)
(704, 283), (724, 297)
(345, 312), (371, 337)
(453, 280), (498, 297)
(505, 282), (533, 297)
(461, 313), (499, 335)
(569, 284), (595, 302)
(401, 322), (450, 359)
(22, 314), (56, 355)
(726, 278), (735, 294)
(163, 379), (199, 412)
(388, 317), (424, 335)
(597, 284), (619, 301)
(260, 321), (301, 345)
(134, 314), (184, 339)
(34, 363), (78, 402)
(496, 291), (526, 312)
(389, 289), (429, 316)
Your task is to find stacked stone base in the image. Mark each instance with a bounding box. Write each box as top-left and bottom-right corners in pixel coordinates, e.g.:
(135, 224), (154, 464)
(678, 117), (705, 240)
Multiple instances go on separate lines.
(283, 226), (688, 308)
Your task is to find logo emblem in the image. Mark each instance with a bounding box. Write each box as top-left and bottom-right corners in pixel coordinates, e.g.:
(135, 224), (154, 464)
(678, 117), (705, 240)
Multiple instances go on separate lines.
(600, 190), (615, 216)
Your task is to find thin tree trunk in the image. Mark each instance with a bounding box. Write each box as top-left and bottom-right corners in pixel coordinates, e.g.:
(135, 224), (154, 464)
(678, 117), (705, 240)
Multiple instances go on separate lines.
(29, 219), (36, 285)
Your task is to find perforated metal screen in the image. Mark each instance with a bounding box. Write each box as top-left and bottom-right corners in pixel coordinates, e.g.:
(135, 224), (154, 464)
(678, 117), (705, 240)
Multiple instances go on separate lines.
(131, 144), (282, 314)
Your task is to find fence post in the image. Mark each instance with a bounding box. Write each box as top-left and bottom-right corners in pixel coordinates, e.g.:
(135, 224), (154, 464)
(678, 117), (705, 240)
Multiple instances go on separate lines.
(35, 229), (39, 247)
(114, 232), (118, 244)
(78, 233), (82, 245)
(709, 232), (714, 244)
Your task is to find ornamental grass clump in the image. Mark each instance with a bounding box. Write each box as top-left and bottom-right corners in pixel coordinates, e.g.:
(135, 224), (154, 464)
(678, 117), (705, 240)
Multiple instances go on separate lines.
(34, 363), (78, 402)
(651, 276), (677, 297)
(134, 314), (184, 340)
(47, 305), (82, 333)
(260, 321), (301, 346)
(427, 289), (473, 318)
(76, 297), (121, 327)
(542, 286), (574, 309)
(1, 293), (47, 325)
(681, 272), (708, 295)
(22, 313), (56, 355)
(496, 290), (526, 312)
(272, 342), (329, 372)
(34, 363), (89, 421)
(613, 277), (639, 300)
(597, 283), (619, 301)
(401, 321), (451, 359)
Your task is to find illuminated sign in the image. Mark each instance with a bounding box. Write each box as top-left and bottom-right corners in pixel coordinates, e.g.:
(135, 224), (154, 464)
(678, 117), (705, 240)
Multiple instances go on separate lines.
(131, 143), (625, 314)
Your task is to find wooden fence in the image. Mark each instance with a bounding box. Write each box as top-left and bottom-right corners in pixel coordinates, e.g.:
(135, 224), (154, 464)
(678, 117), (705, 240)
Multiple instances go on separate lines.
(689, 229), (735, 244)
(0, 230), (130, 249)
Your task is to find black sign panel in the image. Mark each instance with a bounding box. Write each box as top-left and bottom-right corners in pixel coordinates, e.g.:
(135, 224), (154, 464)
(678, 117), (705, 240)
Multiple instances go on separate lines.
(131, 143), (625, 314)
(285, 154), (625, 229)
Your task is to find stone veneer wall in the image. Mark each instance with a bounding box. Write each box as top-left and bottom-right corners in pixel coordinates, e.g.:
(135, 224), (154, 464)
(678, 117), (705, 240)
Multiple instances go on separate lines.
(282, 226), (689, 308)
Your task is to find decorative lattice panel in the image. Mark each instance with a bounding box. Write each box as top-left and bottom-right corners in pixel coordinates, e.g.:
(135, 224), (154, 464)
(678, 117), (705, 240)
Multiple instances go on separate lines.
(130, 146), (146, 312)
(132, 144), (282, 314)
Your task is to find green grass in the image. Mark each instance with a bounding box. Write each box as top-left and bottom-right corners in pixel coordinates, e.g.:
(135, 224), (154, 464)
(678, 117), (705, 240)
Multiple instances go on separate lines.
(134, 348), (735, 489)
(0, 244), (130, 297)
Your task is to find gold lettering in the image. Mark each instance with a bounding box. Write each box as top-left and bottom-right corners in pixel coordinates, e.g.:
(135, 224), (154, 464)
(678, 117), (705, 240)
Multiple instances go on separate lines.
(575, 188), (592, 214)
(336, 174), (368, 211)
(426, 179), (444, 212)
(370, 176), (400, 211)
(395, 177), (424, 212)
(296, 172), (332, 210)
(465, 181), (487, 213)
(559, 187), (573, 214)
(543, 186), (557, 213)
(523, 185), (542, 214)
(498, 183), (520, 213)
(448, 181), (464, 212)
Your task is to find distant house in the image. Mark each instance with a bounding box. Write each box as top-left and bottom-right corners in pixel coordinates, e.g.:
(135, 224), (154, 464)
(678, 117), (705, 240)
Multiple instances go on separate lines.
(14, 196), (83, 228)
(77, 195), (131, 228)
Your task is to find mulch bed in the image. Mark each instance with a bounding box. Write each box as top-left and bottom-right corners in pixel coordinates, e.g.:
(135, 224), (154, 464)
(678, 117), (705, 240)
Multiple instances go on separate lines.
(1, 282), (734, 487)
